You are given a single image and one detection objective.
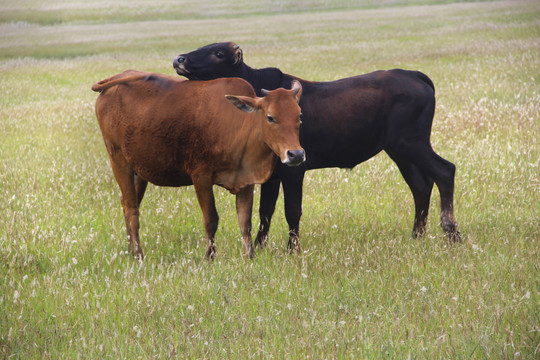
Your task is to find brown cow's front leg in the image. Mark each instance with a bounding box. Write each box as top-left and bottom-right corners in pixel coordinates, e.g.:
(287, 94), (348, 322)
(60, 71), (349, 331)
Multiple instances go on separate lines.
(193, 175), (219, 260)
(236, 185), (255, 259)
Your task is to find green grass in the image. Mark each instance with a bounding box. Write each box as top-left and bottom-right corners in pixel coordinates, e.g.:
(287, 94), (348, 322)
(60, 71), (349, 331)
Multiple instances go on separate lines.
(1, 0), (539, 358)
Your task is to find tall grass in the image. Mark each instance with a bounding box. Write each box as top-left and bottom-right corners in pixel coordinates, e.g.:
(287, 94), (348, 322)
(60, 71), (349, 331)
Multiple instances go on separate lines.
(1, 0), (538, 358)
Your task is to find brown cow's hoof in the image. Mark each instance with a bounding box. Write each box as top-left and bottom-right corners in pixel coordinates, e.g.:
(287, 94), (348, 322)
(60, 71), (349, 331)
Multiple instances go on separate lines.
(129, 243), (144, 260)
(244, 245), (256, 259)
(205, 246), (216, 261)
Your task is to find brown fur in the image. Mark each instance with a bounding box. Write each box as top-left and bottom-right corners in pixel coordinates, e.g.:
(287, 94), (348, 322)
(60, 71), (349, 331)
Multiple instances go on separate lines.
(92, 70), (303, 260)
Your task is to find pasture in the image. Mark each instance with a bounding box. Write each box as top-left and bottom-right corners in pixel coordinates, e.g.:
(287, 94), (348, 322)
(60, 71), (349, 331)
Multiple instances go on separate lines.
(1, 0), (538, 358)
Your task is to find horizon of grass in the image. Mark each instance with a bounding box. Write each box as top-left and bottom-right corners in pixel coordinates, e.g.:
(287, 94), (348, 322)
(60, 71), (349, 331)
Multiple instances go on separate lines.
(0, 0), (499, 26)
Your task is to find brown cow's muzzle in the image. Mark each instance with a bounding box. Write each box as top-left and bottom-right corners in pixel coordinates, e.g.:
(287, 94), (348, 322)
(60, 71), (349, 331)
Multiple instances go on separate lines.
(283, 149), (306, 166)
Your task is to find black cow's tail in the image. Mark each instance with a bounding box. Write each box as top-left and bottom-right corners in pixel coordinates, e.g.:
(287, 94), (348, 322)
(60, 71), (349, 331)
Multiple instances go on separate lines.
(415, 71), (435, 94)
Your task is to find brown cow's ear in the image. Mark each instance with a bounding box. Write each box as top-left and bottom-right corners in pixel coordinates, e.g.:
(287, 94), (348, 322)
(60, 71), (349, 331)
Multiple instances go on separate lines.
(291, 80), (303, 102)
(225, 95), (258, 113)
(233, 45), (243, 67)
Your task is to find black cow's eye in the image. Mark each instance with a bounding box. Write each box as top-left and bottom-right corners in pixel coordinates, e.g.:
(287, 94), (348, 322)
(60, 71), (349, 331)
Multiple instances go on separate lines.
(299, 113), (303, 124)
(267, 115), (275, 123)
(215, 51), (224, 59)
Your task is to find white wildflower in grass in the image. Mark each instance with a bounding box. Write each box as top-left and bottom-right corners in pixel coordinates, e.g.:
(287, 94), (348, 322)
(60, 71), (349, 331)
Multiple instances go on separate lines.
(472, 244), (483, 253)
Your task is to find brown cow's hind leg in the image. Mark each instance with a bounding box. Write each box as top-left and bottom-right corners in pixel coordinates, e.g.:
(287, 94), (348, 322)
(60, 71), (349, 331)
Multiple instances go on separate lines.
(135, 174), (148, 207)
(236, 185), (255, 259)
(108, 152), (144, 259)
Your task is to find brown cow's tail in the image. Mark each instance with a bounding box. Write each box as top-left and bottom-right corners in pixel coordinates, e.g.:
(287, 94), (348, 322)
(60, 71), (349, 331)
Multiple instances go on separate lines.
(91, 73), (147, 92)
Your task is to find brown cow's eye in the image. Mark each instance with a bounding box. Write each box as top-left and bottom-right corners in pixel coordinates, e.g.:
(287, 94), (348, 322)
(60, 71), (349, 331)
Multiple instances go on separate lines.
(215, 51), (224, 59)
(267, 115), (275, 123)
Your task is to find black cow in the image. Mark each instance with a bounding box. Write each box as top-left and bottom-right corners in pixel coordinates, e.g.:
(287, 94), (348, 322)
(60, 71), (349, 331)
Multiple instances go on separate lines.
(173, 42), (461, 251)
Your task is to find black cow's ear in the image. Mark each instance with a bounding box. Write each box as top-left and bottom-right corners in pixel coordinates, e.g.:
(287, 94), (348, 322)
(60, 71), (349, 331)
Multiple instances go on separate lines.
(233, 45), (243, 67)
(225, 95), (256, 113)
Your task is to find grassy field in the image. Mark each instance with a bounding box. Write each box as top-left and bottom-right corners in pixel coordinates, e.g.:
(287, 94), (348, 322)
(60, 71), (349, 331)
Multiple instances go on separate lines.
(1, 0), (539, 358)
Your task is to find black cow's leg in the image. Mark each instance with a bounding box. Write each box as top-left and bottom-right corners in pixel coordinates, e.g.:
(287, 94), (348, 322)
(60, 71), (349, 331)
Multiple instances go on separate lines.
(193, 175), (219, 259)
(406, 143), (461, 242)
(386, 150), (434, 238)
(255, 177), (281, 248)
(282, 168), (305, 253)
(431, 155), (461, 243)
(236, 184), (255, 258)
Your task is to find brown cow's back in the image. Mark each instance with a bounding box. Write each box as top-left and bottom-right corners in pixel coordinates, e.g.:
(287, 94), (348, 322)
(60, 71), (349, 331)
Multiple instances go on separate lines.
(94, 71), (273, 190)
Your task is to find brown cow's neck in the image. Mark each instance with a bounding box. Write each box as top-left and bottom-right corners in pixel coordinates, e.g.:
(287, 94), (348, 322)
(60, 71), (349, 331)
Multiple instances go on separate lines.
(215, 112), (276, 194)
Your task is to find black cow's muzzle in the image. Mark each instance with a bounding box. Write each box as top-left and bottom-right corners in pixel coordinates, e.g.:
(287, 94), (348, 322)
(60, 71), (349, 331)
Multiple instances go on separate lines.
(172, 55), (190, 75)
(283, 150), (306, 166)
(173, 55), (186, 67)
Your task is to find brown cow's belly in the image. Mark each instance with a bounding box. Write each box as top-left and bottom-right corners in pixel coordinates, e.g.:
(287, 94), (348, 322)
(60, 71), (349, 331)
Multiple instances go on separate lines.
(135, 166), (193, 187)
(122, 128), (195, 186)
(126, 149), (193, 187)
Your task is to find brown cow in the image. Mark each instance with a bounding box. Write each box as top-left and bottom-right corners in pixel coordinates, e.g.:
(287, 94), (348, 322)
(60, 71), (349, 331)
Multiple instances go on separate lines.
(92, 70), (304, 260)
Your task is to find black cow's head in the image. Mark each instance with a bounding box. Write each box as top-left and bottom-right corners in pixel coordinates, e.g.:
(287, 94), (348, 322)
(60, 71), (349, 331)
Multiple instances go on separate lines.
(173, 42), (243, 80)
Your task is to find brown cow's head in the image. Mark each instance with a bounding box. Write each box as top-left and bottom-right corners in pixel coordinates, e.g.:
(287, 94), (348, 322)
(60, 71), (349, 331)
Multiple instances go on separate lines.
(173, 42), (243, 80)
(226, 80), (305, 166)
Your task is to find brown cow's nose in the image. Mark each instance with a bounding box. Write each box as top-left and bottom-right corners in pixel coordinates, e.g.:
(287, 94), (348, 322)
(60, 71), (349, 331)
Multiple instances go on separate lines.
(286, 150), (306, 166)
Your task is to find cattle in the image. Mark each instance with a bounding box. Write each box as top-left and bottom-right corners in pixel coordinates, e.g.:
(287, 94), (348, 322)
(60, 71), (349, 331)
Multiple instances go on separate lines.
(173, 42), (461, 251)
(92, 70), (304, 260)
